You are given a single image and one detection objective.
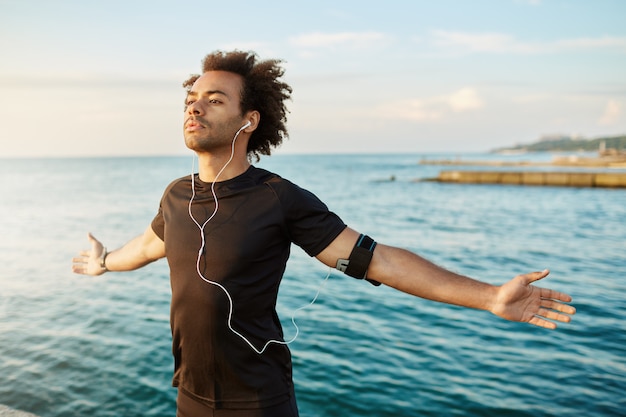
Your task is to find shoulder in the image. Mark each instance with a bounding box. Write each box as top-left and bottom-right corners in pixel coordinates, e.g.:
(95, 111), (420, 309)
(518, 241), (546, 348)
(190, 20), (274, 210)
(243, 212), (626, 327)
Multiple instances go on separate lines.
(247, 166), (280, 184)
(256, 170), (333, 215)
(257, 169), (315, 199)
(163, 175), (192, 194)
(248, 166), (303, 197)
(157, 175), (193, 205)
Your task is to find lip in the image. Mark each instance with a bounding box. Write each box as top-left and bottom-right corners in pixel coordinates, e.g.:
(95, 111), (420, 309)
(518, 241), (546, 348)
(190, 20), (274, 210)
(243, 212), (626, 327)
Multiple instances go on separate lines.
(185, 119), (205, 132)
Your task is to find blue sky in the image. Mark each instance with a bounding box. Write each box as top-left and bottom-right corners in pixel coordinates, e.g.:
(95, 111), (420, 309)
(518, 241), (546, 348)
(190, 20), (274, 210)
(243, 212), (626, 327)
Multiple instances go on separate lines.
(1, 0), (625, 157)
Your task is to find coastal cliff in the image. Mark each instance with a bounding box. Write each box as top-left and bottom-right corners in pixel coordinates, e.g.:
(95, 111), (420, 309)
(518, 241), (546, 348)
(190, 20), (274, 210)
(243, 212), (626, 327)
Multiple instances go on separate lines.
(491, 134), (626, 153)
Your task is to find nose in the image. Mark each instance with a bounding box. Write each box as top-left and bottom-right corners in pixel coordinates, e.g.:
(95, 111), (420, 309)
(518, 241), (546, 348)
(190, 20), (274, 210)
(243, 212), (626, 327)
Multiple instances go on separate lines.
(186, 100), (203, 116)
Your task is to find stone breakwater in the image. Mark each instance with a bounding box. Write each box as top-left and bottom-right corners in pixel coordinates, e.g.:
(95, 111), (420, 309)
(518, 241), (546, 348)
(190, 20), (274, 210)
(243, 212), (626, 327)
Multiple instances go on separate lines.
(0, 405), (39, 417)
(420, 153), (626, 169)
(426, 170), (626, 188)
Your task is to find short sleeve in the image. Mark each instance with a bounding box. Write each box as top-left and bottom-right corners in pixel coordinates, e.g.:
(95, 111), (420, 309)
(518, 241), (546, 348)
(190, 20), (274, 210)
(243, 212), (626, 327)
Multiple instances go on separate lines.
(151, 205), (165, 241)
(266, 178), (346, 257)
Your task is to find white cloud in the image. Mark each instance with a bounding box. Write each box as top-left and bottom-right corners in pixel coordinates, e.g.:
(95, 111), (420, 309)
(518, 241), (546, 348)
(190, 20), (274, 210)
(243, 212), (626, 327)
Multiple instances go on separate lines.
(554, 36), (626, 52)
(375, 87), (484, 122)
(447, 88), (484, 112)
(432, 30), (527, 53)
(599, 99), (621, 126)
(375, 98), (444, 122)
(431, 30), (626, 54)
(289, 31), (389, 49)
(219, 41), (270, 53)
(511, 93), (554, 104)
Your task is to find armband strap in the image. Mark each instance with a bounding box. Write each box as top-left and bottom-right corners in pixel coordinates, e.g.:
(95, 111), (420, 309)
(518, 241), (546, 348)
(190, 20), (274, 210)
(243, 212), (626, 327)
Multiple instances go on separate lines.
(336, 234), (380, 286)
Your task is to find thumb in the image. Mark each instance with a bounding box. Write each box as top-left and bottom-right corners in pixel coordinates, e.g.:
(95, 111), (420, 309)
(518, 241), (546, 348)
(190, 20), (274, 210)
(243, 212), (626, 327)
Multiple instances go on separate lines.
(87, 233), (104, 255)
(522, 269), (550, 285)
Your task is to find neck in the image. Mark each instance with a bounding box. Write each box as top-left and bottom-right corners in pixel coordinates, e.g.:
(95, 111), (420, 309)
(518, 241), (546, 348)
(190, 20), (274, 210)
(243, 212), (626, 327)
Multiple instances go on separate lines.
(196, 151), (250, 183)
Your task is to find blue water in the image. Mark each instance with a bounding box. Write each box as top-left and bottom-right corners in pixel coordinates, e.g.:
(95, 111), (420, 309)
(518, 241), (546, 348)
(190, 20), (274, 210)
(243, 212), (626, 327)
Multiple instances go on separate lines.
(0, 154), (624, 417)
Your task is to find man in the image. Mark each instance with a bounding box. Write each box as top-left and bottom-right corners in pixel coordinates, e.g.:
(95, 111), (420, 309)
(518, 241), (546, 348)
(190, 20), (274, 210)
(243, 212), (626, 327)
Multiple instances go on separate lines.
(72, 50), (575, 417)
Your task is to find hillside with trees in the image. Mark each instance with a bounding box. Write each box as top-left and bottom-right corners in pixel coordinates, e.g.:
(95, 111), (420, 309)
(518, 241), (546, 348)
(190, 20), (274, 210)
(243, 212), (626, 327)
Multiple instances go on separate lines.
(492, 134), (626, 153)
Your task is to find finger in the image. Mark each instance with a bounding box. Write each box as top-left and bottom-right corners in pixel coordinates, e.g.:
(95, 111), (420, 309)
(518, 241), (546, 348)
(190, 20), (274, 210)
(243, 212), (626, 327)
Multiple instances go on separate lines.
(88, 233), (98, 248)
(528, 316), (558, 330)
(71, 264), (89, 275)
(522, 269), (550, 285)
(541, 298), (577, 316)
(537, 307), (573, 323)
(540, 287), (573, 303)
(88, 233), (104, 255)
(88, 232), (102, 245)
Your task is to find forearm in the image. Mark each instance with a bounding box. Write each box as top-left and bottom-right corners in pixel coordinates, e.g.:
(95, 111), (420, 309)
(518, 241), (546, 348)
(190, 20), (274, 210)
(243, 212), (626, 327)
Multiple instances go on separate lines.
(368, 244), (497, 312)
(74, 227), (165, 276)
(100, 225), (165, 273)
(104, 235), (161, 272)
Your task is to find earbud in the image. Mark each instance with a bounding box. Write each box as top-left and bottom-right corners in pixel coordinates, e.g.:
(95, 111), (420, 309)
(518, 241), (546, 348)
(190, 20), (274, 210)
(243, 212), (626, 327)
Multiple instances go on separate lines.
(241, 121), (251, 130)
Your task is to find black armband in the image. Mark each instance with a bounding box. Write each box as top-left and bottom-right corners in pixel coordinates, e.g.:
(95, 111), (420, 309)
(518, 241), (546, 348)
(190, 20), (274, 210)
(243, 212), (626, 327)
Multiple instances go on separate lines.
(336, 234), (381, 286)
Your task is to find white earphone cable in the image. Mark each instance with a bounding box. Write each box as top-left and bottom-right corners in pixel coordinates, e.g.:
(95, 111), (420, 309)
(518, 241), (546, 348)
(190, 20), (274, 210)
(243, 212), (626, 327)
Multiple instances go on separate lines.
(187, 124), (329, 354)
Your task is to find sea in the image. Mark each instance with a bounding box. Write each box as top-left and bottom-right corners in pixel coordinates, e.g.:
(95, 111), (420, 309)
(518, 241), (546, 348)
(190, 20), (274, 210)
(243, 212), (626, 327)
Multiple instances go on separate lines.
(0, 153), (624, 417)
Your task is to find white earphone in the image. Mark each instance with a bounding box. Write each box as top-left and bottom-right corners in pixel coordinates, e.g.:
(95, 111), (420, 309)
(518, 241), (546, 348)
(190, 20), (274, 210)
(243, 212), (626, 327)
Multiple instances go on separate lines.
(187, 117), (332, 354)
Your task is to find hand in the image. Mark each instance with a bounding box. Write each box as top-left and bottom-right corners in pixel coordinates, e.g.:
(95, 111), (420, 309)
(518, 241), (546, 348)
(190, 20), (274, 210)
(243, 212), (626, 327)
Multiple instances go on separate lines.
(491, 269), (576, 329)
(72, 233), (107, 276)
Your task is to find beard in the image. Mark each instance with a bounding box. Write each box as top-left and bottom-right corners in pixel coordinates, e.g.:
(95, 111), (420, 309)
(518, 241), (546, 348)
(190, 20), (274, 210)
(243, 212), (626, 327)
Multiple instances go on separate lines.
(184, 116), (242, 153)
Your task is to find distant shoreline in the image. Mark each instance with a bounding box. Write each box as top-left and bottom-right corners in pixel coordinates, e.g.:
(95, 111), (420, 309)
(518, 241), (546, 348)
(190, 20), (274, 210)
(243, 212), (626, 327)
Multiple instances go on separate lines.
(491, 134), (626, 154)
(420, 153), (626, 169)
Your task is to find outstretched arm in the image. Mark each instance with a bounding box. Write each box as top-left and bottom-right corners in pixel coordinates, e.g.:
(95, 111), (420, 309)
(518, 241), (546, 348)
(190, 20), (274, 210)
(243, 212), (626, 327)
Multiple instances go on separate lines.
(317, 227), (575, 329)
(72, 226), (165, 276)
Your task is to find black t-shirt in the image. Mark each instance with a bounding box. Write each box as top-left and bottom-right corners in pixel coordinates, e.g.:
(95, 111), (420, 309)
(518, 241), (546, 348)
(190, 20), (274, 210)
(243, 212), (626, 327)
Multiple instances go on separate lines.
(151, 166), (346, 409)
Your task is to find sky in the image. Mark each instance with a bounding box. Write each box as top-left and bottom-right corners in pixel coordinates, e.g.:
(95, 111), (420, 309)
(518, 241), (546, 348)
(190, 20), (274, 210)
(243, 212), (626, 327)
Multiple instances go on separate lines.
(1, 0), (625, 157)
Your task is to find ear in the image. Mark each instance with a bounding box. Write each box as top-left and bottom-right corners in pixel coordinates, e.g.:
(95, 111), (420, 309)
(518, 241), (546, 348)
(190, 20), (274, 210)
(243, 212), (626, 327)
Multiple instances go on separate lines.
(243, 110), (260, 132)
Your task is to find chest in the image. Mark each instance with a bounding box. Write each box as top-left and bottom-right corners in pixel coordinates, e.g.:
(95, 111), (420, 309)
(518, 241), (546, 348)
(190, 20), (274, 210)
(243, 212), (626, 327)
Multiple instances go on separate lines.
(162, 185), (288, 276)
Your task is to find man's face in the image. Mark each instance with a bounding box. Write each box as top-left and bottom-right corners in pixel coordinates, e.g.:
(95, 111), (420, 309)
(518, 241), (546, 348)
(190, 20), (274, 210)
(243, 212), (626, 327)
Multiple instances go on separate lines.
(183, 71), (246, 153)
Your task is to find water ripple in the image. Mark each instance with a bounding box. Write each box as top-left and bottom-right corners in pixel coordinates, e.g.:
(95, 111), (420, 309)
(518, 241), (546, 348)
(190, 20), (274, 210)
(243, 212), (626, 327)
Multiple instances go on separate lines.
(1, 155), (624, 416)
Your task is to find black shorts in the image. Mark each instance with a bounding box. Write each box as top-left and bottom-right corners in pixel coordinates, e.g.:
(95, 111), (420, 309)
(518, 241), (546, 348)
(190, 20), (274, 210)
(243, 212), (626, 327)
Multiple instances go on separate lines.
(176, 389), (300, 417)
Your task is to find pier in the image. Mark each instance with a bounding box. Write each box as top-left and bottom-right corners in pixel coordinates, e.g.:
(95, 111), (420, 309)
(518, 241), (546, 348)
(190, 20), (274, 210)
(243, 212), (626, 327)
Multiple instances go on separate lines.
(428, 171), (626, 188)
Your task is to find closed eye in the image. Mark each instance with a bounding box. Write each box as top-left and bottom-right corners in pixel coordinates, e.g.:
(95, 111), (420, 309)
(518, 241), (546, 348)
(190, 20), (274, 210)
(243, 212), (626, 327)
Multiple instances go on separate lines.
(184, 89), (227, 109)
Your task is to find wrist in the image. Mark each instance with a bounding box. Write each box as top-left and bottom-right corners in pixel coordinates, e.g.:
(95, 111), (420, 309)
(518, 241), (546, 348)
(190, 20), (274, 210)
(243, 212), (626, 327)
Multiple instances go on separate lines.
(487, 284), (499, 313)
